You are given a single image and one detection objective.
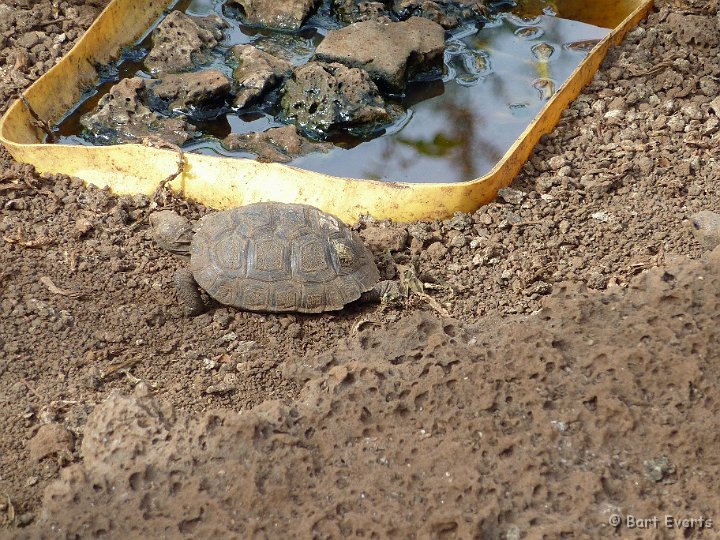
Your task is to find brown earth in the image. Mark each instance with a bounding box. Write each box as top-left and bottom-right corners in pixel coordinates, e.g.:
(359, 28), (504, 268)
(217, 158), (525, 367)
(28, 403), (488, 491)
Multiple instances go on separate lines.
(1, 0), (719, 538)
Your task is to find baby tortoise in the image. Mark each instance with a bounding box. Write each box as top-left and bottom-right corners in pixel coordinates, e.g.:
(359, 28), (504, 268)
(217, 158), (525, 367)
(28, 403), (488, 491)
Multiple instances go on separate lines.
(150, 202), (398, 315)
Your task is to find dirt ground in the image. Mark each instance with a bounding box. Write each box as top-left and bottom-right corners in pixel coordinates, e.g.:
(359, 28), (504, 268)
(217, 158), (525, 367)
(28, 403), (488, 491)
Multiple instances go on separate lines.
(1, 0), (719, 538)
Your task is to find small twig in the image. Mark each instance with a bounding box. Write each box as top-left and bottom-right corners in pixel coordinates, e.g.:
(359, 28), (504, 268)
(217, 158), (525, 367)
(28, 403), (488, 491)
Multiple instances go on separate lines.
(351, 318), (381, 336)
(513, 220), (544, 227)
(21, 379), (42, 399)
(100, 357), (141, 380)
(21, 95), (56, 143)
(143, 138), (186, 205)
(40, 276), (83, 298)
(399, 262), (453, 318)
(655, 244), (666, 269)
(414, 290), (451, 318)
(3, 235), (54, 248)
(124, 371), (142, 385)
(38, 187), (61, 200)
(627, 61), (673, 78)
(32, 17), (70, 29)
(2, 493), (15, 526)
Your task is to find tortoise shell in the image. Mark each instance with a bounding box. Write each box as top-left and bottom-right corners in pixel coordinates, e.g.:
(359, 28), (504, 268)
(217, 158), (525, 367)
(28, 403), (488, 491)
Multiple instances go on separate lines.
(189, 202), (380, 313)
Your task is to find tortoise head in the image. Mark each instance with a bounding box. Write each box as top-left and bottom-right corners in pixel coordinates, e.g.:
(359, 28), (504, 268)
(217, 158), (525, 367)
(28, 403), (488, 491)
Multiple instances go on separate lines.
(149, 210), (194, 255)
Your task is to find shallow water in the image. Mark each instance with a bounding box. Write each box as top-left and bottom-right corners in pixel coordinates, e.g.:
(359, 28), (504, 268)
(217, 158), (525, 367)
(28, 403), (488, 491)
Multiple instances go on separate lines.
(55, 0), (611, 183)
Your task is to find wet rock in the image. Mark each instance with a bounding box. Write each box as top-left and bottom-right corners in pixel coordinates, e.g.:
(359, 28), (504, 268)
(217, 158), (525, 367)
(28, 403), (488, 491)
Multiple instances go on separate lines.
(230, 45), (293, 108)
(222, 125), (332, 163)
(28, 423), (75, 462)
(147, 70), (231, 117)
(332, 0), (394, 23)
(315, 17), (445, 91)
(280, 61), (401, 138)
(145, 11), (227, 74)
(252, 34), (316, 64)
(225, 0), (321, 30)
(80, 78), (194, 146)
(690, 211), (720, 251)
(394, 0), (487, 29)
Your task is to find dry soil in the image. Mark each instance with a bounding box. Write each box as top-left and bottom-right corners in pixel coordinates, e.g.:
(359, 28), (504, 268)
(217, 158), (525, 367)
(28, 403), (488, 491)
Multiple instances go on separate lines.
(1, 0), (719, 538)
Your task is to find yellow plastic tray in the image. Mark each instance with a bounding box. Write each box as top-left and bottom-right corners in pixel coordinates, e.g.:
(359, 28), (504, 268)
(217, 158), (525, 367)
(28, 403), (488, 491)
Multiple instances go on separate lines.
(0, 0), (653, 222)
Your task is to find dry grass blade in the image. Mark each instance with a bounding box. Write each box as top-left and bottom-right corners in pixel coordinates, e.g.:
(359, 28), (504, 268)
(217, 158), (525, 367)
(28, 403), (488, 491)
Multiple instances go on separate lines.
(351, 318), (381, 336)
(143, 138), (186, 205)
(100, 357), (141, 380)
(629, 61), (673, 78)
(1, 494), (15, 526)
(40, 276), (83, 298)
(2, 235), (54, 248)
(399, 262), (452, 318)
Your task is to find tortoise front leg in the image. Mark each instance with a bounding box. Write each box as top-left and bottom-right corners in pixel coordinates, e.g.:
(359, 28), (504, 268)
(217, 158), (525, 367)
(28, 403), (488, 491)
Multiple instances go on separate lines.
(174, 268), (205, 317)
(360, 280), (402, 304)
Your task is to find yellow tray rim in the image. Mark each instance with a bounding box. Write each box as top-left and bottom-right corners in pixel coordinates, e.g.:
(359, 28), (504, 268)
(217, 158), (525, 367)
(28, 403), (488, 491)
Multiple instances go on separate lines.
(0, 0), (653, 222)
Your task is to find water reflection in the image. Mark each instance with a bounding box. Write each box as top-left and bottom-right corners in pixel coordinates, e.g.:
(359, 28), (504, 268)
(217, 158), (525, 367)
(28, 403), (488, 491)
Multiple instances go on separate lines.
(288, 13), (608, 182)
(55, 0), (611, 183)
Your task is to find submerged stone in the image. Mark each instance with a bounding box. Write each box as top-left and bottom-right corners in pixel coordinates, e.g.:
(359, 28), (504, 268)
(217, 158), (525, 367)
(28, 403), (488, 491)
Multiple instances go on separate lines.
(230, 45), (293, 109)
(147, 70), (231, 117)
(80, 78), (194, 146)
(223, 125), (332, 162)
(145, 11), (227, 74)
(225, 0), (321, 31)
(394, 0), (488, 29)
(252, 34), (317, 64)
(332, 0), (394, 23)
(315, 17), (445, 91)
(279, 61), (400, 138)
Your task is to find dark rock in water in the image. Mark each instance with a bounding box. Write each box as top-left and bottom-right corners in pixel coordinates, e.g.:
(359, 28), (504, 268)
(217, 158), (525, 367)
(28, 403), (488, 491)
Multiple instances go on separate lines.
(225, 0), (321, 31)
(223, 125), (332, 162)
(332, 0), (394, 23)
(230, 45), (293, 109)
(252, 34), (317, 64)
(279, 61), (401, 138)
(80, 78), (194, 146)
(147, 70), (231, 117)
(315, 17), (445, 91)
(394, 0), (488, 29)
(145, 11), (227, 74)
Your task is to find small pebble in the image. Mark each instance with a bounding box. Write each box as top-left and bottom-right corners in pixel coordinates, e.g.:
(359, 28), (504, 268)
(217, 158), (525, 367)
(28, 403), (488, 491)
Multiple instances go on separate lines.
(497, 188), (525, 205)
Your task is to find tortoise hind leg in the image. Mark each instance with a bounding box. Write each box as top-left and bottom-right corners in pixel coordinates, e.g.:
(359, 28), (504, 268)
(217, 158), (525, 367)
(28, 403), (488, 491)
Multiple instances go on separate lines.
(174, 268), (205, 317)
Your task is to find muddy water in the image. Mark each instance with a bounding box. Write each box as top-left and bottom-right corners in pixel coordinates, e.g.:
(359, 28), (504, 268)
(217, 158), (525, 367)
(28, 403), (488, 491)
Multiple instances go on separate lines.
(55, 0), (611, 183)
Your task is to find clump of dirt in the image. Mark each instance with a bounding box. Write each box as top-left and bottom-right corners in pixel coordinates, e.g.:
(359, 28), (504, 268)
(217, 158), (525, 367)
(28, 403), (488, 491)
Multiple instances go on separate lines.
(2, 0), (720, 535)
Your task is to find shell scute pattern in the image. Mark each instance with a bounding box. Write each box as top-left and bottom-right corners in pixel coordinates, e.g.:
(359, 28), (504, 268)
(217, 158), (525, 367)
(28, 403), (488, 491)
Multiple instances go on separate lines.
(293, 235), (336, 283)
(244, 284), (272, 310)
(300, 283), (326, 311)
(190, 202), (379, 312)
(249, 236), (291, 281)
